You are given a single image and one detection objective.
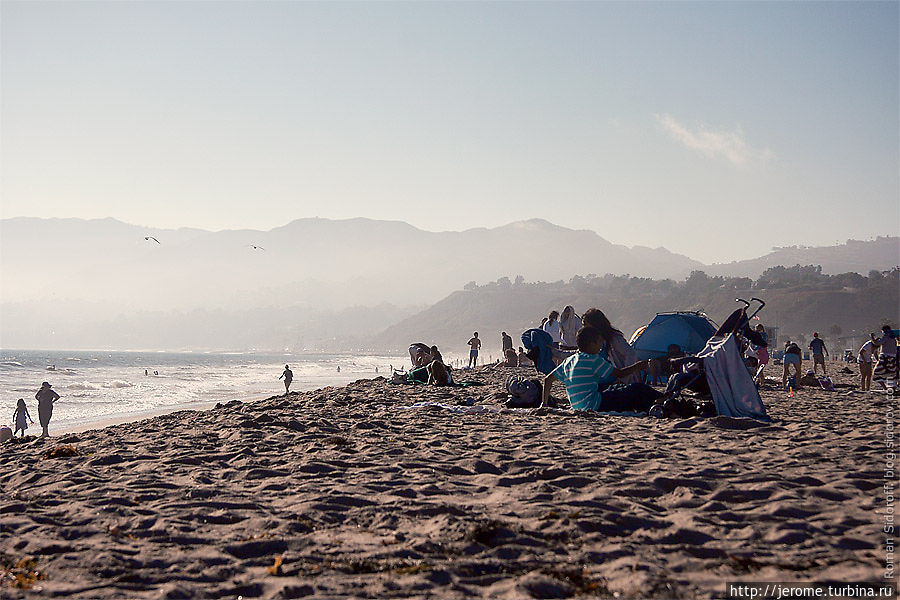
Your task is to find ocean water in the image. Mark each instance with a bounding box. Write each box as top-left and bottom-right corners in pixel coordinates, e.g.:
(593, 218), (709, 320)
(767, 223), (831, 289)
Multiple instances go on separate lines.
(0, 349), (405, 432)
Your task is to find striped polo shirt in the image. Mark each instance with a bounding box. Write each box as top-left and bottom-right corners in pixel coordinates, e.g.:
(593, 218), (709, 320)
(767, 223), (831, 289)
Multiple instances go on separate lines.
(551, 351), (617, 411)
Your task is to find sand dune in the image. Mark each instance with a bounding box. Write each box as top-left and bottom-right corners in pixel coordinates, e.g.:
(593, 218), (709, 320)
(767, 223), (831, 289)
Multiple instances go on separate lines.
(0, 365), (890, 598)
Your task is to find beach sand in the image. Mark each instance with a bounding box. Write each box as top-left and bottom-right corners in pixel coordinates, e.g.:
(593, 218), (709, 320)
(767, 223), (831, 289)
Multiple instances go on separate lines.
(0, 363), (891, 598)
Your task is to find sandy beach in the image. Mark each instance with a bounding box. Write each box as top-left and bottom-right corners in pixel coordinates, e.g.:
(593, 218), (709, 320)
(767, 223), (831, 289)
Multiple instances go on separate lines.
(0, 363), (892, 598)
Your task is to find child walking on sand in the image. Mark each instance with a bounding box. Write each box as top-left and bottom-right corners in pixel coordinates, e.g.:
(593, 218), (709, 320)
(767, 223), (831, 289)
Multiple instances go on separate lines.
(13, 398), (33, 437)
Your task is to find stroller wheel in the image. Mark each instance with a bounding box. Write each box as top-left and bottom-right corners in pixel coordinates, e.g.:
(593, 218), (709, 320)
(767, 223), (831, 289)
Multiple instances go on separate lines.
(649, 403), (668, 419)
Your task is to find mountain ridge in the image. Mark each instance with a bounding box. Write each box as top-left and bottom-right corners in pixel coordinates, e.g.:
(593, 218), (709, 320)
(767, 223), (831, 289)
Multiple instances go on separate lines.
(1, 216), (896, 352)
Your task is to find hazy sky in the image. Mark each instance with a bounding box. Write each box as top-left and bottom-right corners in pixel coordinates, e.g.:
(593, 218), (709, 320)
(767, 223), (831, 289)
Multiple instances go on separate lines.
(2, 1), (897, 263)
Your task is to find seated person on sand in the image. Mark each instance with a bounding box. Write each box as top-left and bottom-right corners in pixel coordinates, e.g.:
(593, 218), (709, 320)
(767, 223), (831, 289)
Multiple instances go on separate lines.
(426, 358), (451, 386)
(582, 308), (642, 384)
(504, 348), (518, 366)
(540, 326), (661, 413)
(517, 347), (532, 367)
(647, 344), (684, 384)
(429, 345), (445, 365)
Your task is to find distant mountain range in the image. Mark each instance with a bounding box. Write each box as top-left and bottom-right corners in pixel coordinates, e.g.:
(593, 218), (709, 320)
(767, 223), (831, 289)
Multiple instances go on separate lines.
(1, 217), (896, 351)
(0, 217), (705, 310)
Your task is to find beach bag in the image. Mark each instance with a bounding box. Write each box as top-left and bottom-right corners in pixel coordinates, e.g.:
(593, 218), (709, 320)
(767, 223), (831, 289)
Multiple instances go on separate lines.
(504, 374), (543, 408)
(818, 376), (834, 391)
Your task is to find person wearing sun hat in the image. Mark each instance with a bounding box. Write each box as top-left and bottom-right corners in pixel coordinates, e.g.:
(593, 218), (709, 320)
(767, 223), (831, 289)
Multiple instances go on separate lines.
(35, 382), (60, 437)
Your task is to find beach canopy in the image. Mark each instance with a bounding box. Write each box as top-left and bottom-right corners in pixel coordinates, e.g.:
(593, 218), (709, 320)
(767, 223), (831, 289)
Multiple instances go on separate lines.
(629, 311), (718, 360)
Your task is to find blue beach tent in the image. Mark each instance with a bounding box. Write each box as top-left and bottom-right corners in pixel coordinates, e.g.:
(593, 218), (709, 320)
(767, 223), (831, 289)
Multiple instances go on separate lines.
(629, 312), (718, 360)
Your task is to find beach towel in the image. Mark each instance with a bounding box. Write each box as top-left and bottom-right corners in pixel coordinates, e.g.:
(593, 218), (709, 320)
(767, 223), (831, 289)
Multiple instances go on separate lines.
(407, 366), (429, 384)
(387, 370), (485, 388)
(874, 353), (899, 386)
(697, 334), (769, 421)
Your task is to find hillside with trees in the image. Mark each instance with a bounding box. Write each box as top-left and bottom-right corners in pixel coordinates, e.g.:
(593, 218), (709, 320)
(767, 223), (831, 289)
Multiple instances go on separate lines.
(371, 266), (899, 358)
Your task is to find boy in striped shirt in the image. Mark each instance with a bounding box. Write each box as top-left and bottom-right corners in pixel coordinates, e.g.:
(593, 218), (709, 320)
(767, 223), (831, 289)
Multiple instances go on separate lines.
(541, 326), (663, 413)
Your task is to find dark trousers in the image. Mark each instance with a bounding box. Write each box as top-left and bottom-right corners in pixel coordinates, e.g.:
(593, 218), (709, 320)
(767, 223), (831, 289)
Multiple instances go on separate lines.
(598, 383), (663, 413)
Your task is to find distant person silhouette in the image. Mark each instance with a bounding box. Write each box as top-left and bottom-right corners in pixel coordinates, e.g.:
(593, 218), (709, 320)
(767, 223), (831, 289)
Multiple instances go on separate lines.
(467, 332), (481, 368)
(782, 341), (803, 389)
(501, 332), (513, 354)
(35, 382), (60, 437)
(857, 333), (878, 391)
(13, 398), (33, 437)
(428, 345), (444, 366)
(504, 347), (518, 366)
(542, 311), (562, 345)
(279, 365), (293, 394)
(517, 347), (532, 367)
(559, 306), (582, 348)
(809, 332), (829, 376)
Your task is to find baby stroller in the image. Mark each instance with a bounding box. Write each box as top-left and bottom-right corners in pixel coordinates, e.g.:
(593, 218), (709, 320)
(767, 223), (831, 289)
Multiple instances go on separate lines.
(659, 298), (770, 421)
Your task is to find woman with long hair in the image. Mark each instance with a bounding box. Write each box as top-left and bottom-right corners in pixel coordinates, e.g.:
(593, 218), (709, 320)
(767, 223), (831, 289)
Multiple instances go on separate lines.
(581, 308), (642, 384)
(559, 305), (582, 349)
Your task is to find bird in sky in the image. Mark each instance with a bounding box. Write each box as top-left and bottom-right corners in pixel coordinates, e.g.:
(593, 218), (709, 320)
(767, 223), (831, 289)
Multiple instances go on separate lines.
(144, 236), (160, 244)
(249, 245), (265, 251)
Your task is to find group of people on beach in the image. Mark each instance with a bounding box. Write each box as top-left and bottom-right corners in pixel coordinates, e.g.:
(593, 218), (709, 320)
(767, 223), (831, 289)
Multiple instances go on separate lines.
(778, 326), (898, 392)
(493, 306), (899, 415)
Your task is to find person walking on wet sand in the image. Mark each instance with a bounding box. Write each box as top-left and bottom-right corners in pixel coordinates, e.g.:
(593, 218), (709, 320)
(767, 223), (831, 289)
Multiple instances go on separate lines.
(35, 382), (60, 437)
(279, 365), (293, 394)
(467, 332), (481, 368)
(13, 398), (33, 438)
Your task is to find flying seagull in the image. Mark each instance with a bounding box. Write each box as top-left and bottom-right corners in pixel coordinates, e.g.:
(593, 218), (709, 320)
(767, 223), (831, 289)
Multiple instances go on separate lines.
(144, 236), (160, 244)
(249, 244), (265, 251)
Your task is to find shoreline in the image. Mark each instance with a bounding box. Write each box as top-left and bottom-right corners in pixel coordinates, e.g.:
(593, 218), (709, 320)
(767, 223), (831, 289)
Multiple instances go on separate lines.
(0, 365), (888, 599)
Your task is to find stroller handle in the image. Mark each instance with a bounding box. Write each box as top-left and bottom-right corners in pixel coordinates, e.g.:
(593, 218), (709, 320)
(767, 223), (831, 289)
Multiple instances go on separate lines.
(747, 297), (766, 321)
(734, 298), (751, 309)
